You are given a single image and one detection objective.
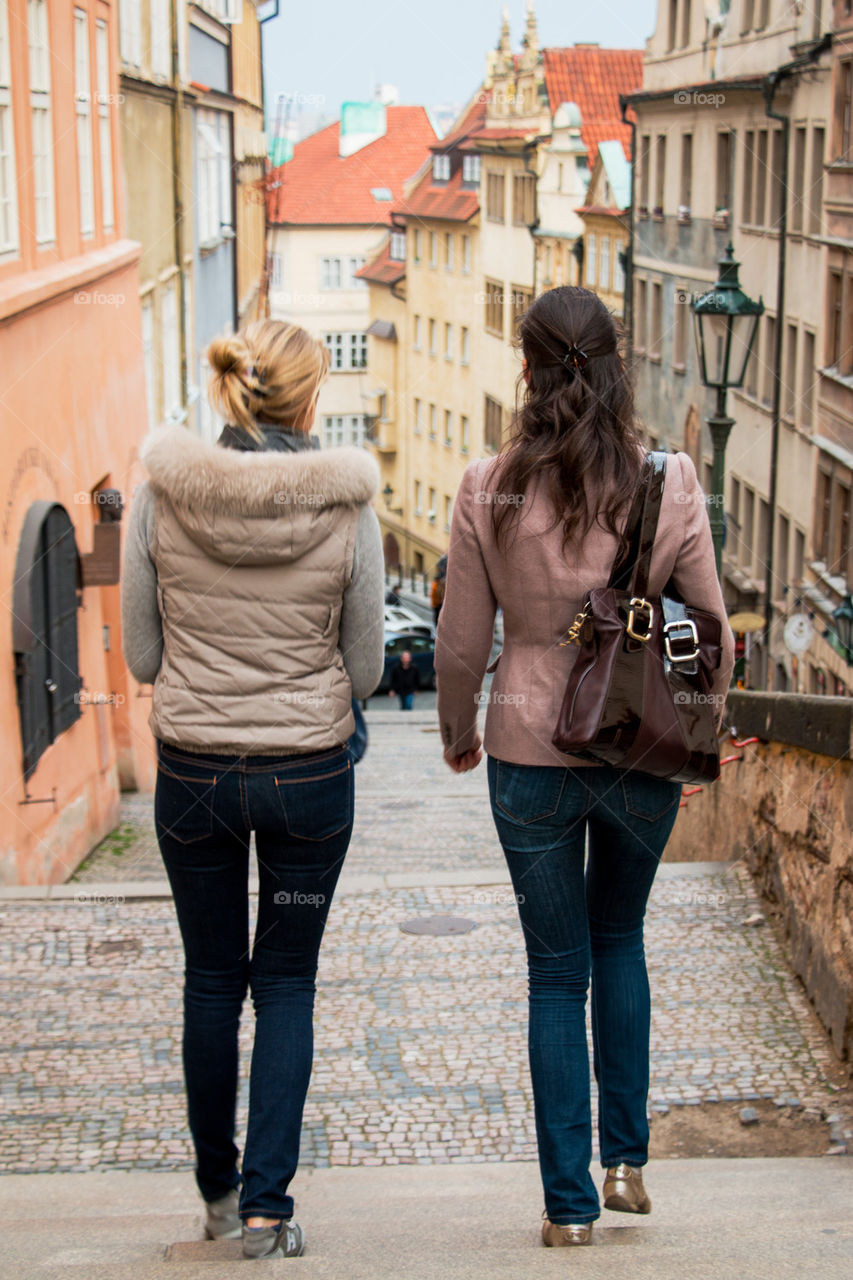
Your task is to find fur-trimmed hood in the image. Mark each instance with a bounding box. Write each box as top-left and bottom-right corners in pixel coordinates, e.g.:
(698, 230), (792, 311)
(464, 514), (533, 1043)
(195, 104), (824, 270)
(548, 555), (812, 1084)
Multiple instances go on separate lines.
(140, 425), (379, 567)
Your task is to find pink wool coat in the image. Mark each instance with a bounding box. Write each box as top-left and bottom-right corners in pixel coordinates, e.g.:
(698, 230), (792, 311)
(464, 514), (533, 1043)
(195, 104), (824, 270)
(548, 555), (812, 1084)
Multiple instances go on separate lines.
(434, 451), (735, 768)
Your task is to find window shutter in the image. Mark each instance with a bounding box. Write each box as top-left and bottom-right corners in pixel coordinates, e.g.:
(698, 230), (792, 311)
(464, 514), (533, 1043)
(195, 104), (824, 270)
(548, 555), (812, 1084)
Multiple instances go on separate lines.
(14, 539), (51, 780)
(43, 506), (82, 738)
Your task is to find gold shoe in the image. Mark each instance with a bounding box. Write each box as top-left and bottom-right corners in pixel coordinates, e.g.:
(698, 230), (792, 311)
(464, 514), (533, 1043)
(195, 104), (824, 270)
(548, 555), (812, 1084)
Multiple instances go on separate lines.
(603, 1162), (651, 1214)
(541, 1213), (593, 1246)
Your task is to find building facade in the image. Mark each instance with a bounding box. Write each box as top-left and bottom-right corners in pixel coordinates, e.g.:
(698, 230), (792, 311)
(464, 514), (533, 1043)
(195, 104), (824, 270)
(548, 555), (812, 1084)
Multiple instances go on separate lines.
(2, 0), (151, 882)
(623, 0), (834, 691)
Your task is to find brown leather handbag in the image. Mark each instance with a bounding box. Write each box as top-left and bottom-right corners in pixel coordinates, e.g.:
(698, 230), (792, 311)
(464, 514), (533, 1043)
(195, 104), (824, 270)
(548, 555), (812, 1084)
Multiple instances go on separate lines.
(552, 452), (723, 784)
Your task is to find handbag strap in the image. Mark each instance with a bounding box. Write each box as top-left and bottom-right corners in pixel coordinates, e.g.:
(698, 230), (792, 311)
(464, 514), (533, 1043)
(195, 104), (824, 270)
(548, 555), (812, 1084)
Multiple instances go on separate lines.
(608, 451), (668, 595)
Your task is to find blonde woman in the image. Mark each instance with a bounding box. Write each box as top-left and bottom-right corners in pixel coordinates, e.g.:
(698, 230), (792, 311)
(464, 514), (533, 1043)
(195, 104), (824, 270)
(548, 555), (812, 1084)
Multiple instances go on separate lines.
(122, 320), (385, 1258)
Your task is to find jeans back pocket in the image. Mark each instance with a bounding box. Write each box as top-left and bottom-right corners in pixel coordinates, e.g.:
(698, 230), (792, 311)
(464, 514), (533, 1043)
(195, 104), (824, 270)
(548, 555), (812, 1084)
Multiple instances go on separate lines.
(155, 761), (217, 846)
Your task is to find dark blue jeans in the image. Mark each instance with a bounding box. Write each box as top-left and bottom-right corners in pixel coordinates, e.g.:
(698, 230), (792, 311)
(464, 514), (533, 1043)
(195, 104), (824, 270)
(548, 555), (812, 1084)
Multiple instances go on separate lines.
(487, 757), (681, 1225)
(155, 739), (354, 1220)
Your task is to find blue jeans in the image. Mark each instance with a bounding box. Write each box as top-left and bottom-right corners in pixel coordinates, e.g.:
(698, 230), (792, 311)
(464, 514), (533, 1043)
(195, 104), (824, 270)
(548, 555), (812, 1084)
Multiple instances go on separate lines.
(487, 757), (681, 1225)
(398, 692), (414, 710)
(155, 739), (354, 1220)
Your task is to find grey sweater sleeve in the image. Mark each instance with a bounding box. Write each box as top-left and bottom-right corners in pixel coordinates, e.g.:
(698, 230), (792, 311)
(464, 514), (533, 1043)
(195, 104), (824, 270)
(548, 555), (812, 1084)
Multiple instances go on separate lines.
(340, 505), (386, 698)
(121, 482), (163, 685)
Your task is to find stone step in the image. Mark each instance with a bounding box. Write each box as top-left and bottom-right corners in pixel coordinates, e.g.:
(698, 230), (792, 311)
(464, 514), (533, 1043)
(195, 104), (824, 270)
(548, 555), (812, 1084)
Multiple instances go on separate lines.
(2, 1160), (852, 1280)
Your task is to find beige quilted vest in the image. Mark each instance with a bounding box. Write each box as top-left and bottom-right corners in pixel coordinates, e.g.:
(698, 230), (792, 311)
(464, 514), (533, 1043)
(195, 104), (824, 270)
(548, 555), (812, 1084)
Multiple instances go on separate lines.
(140, 426), (378, 754)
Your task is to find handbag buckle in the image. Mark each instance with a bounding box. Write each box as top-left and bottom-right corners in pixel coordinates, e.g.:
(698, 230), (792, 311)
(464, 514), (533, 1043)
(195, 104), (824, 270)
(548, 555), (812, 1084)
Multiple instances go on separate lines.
(626, 597), (654, 642)
(663, 618), (700, 663)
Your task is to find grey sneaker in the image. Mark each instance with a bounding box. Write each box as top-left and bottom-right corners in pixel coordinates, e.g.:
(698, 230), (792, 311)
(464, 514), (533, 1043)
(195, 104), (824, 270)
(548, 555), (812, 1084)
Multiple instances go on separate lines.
(242, 1218), (305, 1259)
(203, 1188), (241, 1240)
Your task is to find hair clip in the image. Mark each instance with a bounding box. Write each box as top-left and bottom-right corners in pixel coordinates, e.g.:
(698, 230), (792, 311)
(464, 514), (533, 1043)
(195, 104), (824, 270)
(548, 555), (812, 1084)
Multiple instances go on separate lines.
(561, 342), (588, 373)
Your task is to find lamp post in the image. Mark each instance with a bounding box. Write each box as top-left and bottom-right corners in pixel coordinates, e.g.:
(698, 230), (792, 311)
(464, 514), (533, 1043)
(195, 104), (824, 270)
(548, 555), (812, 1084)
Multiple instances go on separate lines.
(691, 244), (764, 579)
(831, 595), (853, 664)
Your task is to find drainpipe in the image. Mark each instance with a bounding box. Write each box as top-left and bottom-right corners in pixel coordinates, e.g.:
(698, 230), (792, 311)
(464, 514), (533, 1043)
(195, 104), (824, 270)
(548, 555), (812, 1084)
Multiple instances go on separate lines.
(620, 97), (636, 357)
(171, 0), (187, 409)
(259, 1), (281, 320)
(522, 144), (539, 297)
(760, 34), (832, 689)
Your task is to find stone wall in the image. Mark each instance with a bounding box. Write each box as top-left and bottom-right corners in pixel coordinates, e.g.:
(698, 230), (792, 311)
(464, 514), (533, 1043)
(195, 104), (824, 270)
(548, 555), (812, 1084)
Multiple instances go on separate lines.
(665, 692), (853, 1061)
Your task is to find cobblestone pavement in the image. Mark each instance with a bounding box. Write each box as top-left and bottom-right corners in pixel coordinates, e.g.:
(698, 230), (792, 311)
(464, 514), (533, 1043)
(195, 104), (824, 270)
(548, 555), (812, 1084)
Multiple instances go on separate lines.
(2, 716), (849, 1175)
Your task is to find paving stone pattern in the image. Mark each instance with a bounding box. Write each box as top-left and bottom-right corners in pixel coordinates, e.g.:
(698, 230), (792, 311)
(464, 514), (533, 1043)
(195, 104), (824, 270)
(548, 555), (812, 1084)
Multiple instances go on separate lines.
(1, 716), (846, 1175)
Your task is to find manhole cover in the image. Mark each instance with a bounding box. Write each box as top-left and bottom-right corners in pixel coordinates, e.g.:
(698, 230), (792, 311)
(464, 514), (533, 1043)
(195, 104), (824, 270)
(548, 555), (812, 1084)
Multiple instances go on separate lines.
(399, 914), (477, 936)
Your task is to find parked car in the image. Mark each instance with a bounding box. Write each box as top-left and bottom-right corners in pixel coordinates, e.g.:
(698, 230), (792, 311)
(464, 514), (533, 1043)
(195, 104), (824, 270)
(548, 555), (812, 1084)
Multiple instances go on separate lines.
(384, 605), (436, 639)
(375, 631), (436, 693)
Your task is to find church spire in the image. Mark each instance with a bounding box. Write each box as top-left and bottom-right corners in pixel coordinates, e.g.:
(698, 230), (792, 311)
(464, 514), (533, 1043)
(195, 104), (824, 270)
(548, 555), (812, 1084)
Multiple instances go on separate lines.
(521, 0), (539, 70)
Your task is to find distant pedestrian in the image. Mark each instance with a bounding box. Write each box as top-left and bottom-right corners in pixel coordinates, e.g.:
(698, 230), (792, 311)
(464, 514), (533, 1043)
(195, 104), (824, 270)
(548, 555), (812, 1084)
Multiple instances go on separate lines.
(121, 318), (385, 1259)
(389, 650), (420, 710)
(436, 286), (734, 1247)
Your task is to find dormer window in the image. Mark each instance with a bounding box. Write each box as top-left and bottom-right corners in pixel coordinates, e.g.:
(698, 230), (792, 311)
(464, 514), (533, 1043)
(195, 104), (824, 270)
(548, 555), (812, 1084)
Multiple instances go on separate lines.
(462, 154), (481, 185)
(390, 230), (406, 261)
(432, 153), (451, 182)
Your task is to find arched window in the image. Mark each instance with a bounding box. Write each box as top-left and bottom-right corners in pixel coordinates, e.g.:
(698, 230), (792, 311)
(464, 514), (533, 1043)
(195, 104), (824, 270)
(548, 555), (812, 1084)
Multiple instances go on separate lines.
(12, 503), (82, 779)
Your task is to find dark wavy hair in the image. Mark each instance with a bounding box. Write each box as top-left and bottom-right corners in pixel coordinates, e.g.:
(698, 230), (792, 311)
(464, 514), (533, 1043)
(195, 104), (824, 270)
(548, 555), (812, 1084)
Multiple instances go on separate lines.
(492, 286), (642, 553)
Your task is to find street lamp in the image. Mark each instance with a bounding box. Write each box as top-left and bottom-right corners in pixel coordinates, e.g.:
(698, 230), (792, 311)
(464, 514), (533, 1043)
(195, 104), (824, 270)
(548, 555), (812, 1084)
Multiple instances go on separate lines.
(831, 595), (853, 663)
(691, 243), (764, 578)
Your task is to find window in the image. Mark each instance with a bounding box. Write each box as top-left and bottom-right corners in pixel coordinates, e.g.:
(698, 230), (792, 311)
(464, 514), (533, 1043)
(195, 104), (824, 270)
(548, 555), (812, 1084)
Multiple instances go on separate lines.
(634, 276), (648, 351)
(429, 231), (437, 268)
(783, 323), (797, 420)
(319, 255), (365, 289)
(141, 294), (156, 427)
(742, 129), (754, 223)
(162, 281), (181, 421)
(269, 251), (283, 287)
(74, 10), (94, 237)
(413, 398), (422, 434)
(95, 21), (114, 233)
(119, 0), (141, 66)
(809, 127), (824, 234)
(462, 153), (480, 184)
(461, 325), (470, 364)
(729, 477), (741, 558)
(28, 0), (56, 245)
(599, 236), (611, 291)
(484, 278), (504, 337)
(0, 0), (19, 254)
(444, 494), (453, 531)
(444, 322), (452, 359)
(484, 394), (503, 453)
(444, 231), (454, 270)
(649, 281), (663, 358)
(461, 233), (471, 273)
(754, 129), (768, 226)
(413, 228), (422, 262)
(183, 271), (195, 404)
(741, 486), (755, 570)
(585, 232), (597, 286)
(429, 403), (437, 439)
(742, 0), (755, 32)
(777, 513), (790, 590)
(613, 242), (625, 293)
(150, 0), (170, 77)
(444, 410), (452, 446)
(197, 108), (231, 245)
(828, 270), (844, 368)
(323, 331), (367, 371)
(791, 126), (806, 233)
(413, 314), (421, 350)
(839, 61), (853, 162)
(428, 318), (436, 355)
(512, 172), (535, 225)
(486, 171), (505, 221)
(427, 488), (436, 521)
(321, 415), (368, 448)
(460, 415), (470, 453)
(794, 527), (805, 582)
(816, 470), (832, 561)
(13, 504), (82, 779)
(762, 314), (776, 405)
(800, 329), (816, 427)
(667, 0), (677, 50)
(638, 133), (651, 209)
(756, 0), (770, 30)
(681, 0), (691, 46)
(654, 134), (666, 212)
(432, 152), (450, 181)
(673, 286), (688, 369)
(511, 285), (533, 334)
(715, 130), (732, 215)
(770, 129), (785, 227)
(390, 229), (406, 260)
(680, 132), (692, 211)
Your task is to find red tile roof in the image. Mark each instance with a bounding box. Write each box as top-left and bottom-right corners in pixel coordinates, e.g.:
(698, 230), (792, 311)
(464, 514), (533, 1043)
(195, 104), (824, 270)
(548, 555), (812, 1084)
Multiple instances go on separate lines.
(543, 46), (643, 161)
(395, 93), (488, 224)
(267, 105), (437, 226)
(357, 240), (406, 287)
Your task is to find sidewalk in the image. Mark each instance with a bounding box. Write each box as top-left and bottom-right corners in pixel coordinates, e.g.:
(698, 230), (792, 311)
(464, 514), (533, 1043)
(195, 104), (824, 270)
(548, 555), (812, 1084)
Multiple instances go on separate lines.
(1, 712), (851, 1276)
